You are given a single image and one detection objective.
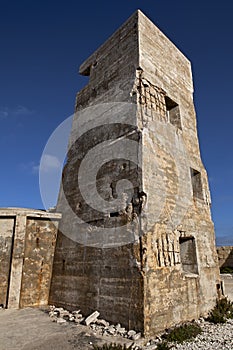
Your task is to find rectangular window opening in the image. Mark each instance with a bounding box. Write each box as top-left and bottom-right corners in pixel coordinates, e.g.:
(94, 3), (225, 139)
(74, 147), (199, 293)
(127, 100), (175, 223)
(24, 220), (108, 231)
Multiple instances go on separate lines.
(179, 236), (198, 274)
(165, 96), (182, 129)
(190, 168), (203, 200)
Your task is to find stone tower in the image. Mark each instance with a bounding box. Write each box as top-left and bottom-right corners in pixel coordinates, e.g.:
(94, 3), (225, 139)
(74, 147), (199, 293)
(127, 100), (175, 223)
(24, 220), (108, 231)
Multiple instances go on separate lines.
(50, 10), (220, 335)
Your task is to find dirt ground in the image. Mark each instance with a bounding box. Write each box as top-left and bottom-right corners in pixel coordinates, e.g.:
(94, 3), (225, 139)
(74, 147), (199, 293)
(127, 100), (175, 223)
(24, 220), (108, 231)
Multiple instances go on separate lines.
(0, 308), (133, 350)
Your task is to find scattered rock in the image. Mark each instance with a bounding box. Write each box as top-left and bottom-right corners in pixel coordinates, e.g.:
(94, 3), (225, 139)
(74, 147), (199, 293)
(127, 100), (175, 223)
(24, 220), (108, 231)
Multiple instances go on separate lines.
(118, 327), (127, 335)
(56, 317), (67, 324)
(49, 305), (84, 324)
(108, 325), (116, 332)
(132, 338), (147, 348)
(48, 305), (137, 340)
(128, 330), (137, 338)
(96, 319), (109, 327)
(132, 332), (141, 341)
(143, 345), (157, 350)
(46, 306), (233, 349)
(84, 311), (100, 326)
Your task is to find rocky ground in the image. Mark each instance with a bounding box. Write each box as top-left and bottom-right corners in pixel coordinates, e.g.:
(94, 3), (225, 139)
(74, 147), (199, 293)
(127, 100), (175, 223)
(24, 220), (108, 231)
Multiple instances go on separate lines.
(0, 307), (232, 350)
(169, 318), (233, 350)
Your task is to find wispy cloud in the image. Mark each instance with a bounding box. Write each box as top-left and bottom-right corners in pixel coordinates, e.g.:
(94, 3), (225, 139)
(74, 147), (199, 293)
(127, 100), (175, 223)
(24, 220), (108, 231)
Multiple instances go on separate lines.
(20, 155), (62, 175)
(0, 105), (34, 119)
(19, 161), (38, 174)
(14, 105), (34, 116)
(35, 154), (62, 174)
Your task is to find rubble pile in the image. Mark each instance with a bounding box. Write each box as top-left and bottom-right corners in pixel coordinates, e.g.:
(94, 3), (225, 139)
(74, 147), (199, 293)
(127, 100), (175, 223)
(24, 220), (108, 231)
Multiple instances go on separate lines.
(49, 306), (141, 340)
(48, 306), (233, 350)
(49, 306), (84, 324)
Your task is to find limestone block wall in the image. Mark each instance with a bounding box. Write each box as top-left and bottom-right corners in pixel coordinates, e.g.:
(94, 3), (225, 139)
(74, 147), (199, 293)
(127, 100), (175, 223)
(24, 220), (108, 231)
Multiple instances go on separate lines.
(50, 10), (220, 336)
(0, 208), (61, 308)
(136, 11), (220, 334)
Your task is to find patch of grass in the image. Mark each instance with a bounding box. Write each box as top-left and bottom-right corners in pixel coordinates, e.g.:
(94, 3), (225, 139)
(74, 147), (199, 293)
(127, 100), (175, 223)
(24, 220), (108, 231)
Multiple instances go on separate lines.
(207, 297), (233, 324)
(220, 266), (233, 274)
(163, 323), (202, 343)
(92, 344), (133, 350)
(157, 342), (173, 350)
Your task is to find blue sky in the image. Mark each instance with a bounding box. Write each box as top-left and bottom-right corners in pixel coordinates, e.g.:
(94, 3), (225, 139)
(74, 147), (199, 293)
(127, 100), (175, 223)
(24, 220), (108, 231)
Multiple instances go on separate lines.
(0, 0), (232, 244)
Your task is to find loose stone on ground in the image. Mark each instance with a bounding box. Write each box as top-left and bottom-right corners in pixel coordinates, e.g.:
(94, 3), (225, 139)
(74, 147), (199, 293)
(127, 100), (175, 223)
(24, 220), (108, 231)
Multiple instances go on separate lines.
(0, 307), (233, 350)
(47, 305), (233, 349)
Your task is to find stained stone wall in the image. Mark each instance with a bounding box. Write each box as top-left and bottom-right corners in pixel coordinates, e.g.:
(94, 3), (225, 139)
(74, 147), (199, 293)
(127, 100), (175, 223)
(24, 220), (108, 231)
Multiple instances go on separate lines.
(50, 10), (220, 335)
(136, 11), (220, 334)
(0, 217), (15, 307)
(0, 208), (61, 308)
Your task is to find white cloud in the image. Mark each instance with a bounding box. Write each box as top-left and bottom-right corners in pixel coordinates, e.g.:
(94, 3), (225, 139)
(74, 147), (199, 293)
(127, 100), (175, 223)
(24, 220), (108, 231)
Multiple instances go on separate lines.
(0, 105), (34, 119)
(19, 161), (38, 174)
(14, 105), (34, 116)
(32, 164), (40, 174)
(39, 154), (62, 173)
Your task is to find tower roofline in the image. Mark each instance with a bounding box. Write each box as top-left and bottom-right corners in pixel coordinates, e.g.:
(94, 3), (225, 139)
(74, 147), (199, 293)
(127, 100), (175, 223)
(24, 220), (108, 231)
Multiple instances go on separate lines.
(79, 10), (140, 76)
(79, 9), (191, 78)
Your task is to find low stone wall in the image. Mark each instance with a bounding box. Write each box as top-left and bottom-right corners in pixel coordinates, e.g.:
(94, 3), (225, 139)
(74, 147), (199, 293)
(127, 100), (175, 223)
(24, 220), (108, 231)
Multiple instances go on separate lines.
(220, 274), (233, 301)
(217, 247), (233, 301)
(0, 208), (61, 309)
(217, 246), (233, 268)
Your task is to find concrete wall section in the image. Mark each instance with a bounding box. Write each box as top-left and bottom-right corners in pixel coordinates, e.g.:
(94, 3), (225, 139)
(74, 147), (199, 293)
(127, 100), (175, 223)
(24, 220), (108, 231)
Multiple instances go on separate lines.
(50, 235), (144, 331)
(50, 11), (144, 331)
(0, 208), (61, 309)
(19, 217), (59, 308)
(0, 217), (15, 306)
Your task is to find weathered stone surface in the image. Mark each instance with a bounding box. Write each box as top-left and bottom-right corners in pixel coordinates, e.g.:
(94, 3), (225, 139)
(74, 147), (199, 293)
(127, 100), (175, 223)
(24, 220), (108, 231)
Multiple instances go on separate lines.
(0, 208), (61, 308)
(50, 10), (220, 336)
(132, 332), (141, 341)
(0, 217), (15, 307)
